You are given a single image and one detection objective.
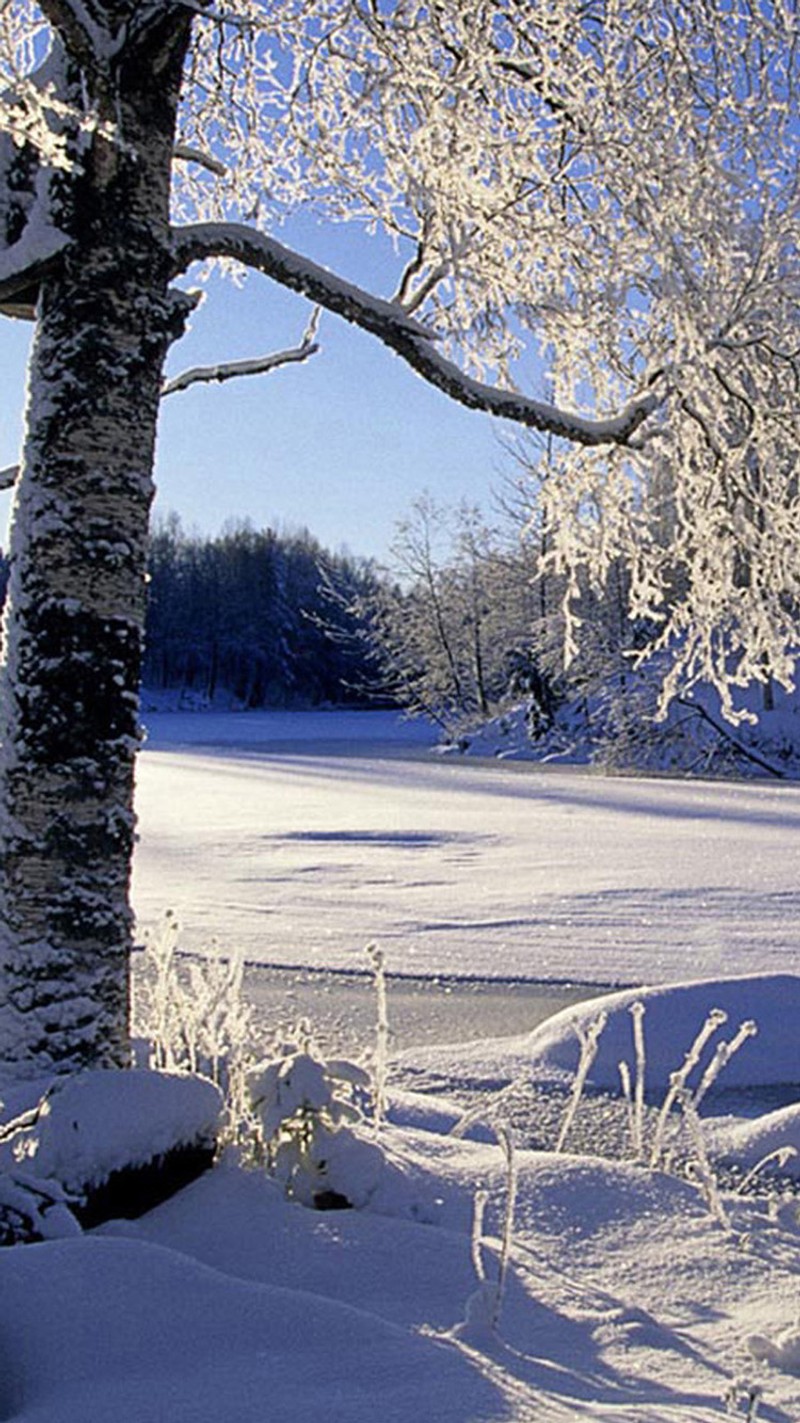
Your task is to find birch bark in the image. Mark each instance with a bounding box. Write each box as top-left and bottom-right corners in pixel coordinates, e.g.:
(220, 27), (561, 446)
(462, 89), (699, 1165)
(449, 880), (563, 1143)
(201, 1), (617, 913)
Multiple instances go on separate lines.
(0, 10), (192, 1076)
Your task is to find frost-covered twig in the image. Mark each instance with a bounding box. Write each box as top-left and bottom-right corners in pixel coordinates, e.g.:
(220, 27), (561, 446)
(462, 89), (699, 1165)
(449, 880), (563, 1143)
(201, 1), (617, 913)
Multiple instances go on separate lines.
(366, 942), (388, 1134)
(470, 1187), (488, 1284)
(162, 308), (320, 397)
(493, 1127), (518, 1331)
(556, 1011), (607, 1153)
(630, 1001), (646, 1160)
(736, 1146), (798, 1197)
(619, 1060), (635, 1155)
(464, 1132), (517, 1335)
(132, 912), (254, 1116)
(171, 223), (661, 448)
(678, 1088), (729, 1230)
(650, 1009), (727, 1169)
(692, 1020), (758, 1113)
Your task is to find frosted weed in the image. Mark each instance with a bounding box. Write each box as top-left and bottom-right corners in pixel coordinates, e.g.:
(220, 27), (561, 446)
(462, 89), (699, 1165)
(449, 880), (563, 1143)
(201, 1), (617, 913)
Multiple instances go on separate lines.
(455, 1124), (518, 1336)
(135, 923), (392, 1202)
(132, 911), (255, 1141)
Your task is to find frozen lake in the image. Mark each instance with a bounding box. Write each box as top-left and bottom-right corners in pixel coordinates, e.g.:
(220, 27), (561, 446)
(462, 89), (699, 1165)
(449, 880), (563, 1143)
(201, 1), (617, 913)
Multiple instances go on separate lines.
(237, 963), (607, 1055)
(132, 708), (800, 1010)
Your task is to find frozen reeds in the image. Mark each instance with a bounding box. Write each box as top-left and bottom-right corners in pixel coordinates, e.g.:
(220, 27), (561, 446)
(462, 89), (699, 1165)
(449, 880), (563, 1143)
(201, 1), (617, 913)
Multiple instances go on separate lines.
(556, 1010), (607, 1153)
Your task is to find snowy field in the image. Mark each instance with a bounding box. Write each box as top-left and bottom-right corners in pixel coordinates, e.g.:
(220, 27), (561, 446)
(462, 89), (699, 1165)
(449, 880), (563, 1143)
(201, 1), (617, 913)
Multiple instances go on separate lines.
(4, 709), (800, 1422)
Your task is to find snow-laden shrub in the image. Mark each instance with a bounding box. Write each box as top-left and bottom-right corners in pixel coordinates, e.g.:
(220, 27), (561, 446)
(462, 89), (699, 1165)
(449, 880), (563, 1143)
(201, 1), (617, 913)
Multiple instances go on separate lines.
(247, 1035), (384, 1209)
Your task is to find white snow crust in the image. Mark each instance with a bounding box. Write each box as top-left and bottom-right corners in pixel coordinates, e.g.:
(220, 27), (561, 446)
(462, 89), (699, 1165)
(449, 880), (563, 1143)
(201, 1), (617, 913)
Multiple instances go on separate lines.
(3, 1026), (800, 1420)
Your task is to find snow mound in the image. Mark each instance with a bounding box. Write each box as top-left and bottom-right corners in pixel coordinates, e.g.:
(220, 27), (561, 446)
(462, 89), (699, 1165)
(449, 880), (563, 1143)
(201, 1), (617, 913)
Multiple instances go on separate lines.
(709, 1103), (800, 1180)
(0, 1234), (502, 1423)
(451, 683), (800, 779)
(6, 1069), (223, 1193)
(748, 1326), (800, 1375)
(403, 974), (800, 1096)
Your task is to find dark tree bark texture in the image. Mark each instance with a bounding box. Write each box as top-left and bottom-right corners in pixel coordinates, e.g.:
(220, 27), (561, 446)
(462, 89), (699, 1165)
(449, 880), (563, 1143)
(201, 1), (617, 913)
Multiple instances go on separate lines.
(0, 7), (192, 1077)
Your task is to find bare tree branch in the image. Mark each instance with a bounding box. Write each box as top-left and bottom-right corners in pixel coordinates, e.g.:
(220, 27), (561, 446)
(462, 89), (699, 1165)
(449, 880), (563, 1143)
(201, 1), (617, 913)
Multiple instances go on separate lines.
(162, 307), (321, 396)
(0, 464), (19, 490)
(171, 222), (661, 447)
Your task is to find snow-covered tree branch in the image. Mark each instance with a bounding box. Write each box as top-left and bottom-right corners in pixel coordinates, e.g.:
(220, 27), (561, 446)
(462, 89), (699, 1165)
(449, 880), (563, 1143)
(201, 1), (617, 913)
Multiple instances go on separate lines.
(171, 223), (661, 445)
(161, 306), (321, 396)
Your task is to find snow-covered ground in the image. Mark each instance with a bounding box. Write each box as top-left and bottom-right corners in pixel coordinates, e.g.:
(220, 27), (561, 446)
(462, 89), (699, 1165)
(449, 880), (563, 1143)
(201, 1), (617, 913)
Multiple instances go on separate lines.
(3, 974), (800, 1422)
(3, 710), (800, 1422)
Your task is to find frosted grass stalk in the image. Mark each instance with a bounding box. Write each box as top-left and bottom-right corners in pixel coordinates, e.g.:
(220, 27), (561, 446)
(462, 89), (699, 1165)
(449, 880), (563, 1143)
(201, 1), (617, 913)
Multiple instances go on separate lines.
(692, 1020), (758, 1113)
(678, 1088), (729, 1230)
(650, 1008), (727, 1169)
(366, 943), (388, 1134)
(470, 1187), (488, 1283)
(630, 1001), (646, 1160)
(618, 1060), (636, 1154)
(556, 1012), (607, 1153)
(146, 910), (181, 1073)
(736, 1146), (797, 1197)
(492, 1127), (518, 1332)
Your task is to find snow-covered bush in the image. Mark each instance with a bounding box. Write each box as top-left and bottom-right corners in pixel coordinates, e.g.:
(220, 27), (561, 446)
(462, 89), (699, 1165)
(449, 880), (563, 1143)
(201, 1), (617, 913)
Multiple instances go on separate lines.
(247, 1034), (384, 1209)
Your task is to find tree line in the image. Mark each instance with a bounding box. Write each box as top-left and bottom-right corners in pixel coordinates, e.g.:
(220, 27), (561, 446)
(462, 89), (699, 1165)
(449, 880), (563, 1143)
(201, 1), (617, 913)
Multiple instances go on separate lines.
(2, 489), (789, 754)
(142, 516), (386, 708)
(0, 520), (385, 710)
(336, 491), (642, 739)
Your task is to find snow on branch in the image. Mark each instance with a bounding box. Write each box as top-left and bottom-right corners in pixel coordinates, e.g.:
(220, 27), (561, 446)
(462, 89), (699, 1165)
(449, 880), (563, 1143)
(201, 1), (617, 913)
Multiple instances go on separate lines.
(162, 307), (321, 397)
(0, 464), (19, 490)
(171, 223), (660, 447)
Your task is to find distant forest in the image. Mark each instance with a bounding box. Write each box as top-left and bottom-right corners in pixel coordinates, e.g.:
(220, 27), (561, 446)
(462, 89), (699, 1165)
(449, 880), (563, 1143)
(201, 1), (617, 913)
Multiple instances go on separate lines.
(0, 518), (386, 709)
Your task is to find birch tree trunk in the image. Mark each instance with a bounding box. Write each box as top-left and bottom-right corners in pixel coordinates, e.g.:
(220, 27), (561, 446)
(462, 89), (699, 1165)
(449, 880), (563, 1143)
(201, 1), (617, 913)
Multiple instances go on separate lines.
(0, 13), (191, 1078)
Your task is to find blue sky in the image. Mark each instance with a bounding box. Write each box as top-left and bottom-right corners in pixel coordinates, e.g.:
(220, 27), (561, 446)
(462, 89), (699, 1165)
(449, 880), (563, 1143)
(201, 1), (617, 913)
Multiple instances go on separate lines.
(0, 217), (521, 565)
